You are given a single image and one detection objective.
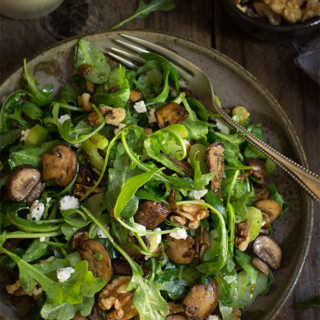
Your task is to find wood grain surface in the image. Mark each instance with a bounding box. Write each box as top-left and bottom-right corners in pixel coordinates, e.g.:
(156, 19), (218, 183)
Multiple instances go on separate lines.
(0, 0), (319, 319)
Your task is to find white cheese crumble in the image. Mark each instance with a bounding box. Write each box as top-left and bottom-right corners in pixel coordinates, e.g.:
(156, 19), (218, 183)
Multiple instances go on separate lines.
(189, 189), (208, 200)
(215, 119), (230, 134)
(20, 129), (30, 142)
(46, 197), (52, 204)
(27, 200), (45, 221)
(58, 114), (71, 125)
(56, 267), (75, 282)
(114, 123), (126, 135)
(146, 228), (162, 253)
(207, 315), (221, 320)
(59, 195), (79, 211)
(130, 223), (146, 236)
(39, 237), (46, 242)
(148, 108), (157, 123)
(169, 228), (188, 240)
(133, 100), (147, 113)
(97, 226), (109, 239)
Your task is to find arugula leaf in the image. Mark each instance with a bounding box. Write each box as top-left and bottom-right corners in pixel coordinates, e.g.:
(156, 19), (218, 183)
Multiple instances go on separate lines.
(74, 39), (111, 84)
(128, 273), (169, 320)
(41, 297), (94, 320)
(59, 84), (79, 105)
(7, 140), (60, 169)
(23, 59), (54, 106)
(21, 101), (43, 120)
(22, 239), (48, 262)
(267, 183), (289, 212)
(0, 90), (27, 132)
(114, 168), (162, 219)
(0, 129), (21, 150)
(112, 0), (176, 30)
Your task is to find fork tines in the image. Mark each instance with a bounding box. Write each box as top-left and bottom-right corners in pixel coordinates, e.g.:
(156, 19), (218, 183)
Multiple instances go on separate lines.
(108, 34), (194, 80)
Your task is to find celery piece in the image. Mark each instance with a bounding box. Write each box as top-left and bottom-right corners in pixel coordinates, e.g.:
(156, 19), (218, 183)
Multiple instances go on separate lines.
(82, 134), (108, 171)
(25, 124), (49, 146)
(247, 207), (263, 241)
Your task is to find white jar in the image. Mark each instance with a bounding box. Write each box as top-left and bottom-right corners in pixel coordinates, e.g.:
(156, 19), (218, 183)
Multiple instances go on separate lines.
(0, 0), (64, 20)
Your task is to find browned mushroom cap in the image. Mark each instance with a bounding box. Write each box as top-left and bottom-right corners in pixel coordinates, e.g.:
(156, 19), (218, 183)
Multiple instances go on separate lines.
(70, 230), (89, 250)
(255, 199), (282, 222)
(156, 102), (189, 128)
(260, 212), (271, 234)
(6, 165), (45, 204)
(246, 158), (267, 180)
(42, 145), (77, 187)
(111, 258), (132, 276)
(206, 142), (224, 194)
(24, 180), (46, 206)
(183, 278), (219, 319)
(88, 304), (104, 320)
(166, 155), (194, 177)
(134, 201), (170, 229)
(129, 89), (143, 103)
(77, 64), (92, 77)
(79, 240), (113, 283)
(254, 185), (269, 201)
(166, 315), (188, 320)
(252, 257), (269, 275)
(165, 235), (196, 265)
(252, 235), (282, 269)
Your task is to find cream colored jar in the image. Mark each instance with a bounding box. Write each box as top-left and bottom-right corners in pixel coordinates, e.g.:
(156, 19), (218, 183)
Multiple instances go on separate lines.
(0, 0), (64, 20)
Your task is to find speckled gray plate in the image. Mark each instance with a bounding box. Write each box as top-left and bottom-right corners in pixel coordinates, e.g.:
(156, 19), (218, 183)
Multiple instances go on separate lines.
(0, 31), (314, 320)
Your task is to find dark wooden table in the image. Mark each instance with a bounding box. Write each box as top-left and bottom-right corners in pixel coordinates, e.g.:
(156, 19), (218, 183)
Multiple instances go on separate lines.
(0, 0), (319, 319)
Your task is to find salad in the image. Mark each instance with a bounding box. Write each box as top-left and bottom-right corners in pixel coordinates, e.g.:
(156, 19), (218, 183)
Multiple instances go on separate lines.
(0, 38), (288, 320)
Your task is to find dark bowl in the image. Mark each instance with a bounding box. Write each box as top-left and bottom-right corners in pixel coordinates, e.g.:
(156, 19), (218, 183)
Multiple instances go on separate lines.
(222, 0), (320, 41)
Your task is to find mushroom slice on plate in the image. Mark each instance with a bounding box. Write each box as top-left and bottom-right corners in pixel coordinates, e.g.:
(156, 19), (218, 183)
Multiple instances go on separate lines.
(6, 165), (45, 205)
(246, 158), (267, 180)
(166, 315), (188, 320)
(70, 230), (89, 250)
(165, 234), (196, 265)
(42, 144), (77, 187)
(252, 257), (269, 275)
(206, 142), (224, 194)
(155, 102), (189, 128)
(255, 199), (282, 222)
(183, 278), (219, 319)
(79, 240), (113, 283)
(252, 235), (282, 269)
(134, 201), (170, 229)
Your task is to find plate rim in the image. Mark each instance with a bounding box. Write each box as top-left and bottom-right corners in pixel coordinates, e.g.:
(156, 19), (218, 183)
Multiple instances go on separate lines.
(0, 29), (314, 320)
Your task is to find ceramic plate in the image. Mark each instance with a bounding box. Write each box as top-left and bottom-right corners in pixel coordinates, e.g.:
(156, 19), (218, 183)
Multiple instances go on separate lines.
(0, 30), (314, 320)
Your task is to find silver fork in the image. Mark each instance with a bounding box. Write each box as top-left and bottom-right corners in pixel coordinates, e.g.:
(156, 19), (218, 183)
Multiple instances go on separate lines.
(108, 33), (320, 203)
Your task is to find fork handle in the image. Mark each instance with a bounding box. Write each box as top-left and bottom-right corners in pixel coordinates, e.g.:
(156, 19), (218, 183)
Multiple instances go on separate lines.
(220, 113), (320, 203)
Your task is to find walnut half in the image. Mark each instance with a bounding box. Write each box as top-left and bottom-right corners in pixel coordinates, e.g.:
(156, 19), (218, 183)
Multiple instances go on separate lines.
(170, 202), (209, 229)
(98, 276), (138, 320)
(235, 220), (250, 251)
(88, 106), (126, 127)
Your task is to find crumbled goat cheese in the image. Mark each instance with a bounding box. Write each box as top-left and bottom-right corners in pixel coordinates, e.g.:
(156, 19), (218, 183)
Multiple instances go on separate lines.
(215, 119), (230, 134)
(58, 114), (71, 125)
(97, 226), (109, 239)
(207, 316), (221, 320)
(56, 267), (75, 282)
(148, 108), (157, 123)
(146, 228), (162, 253)
(46, 197), (52, 204)
(114, 123), (126, 135)
(189, 189), (208, 200)
(27, 200), (45, 221)
(39, 237), (46, 242)
(130, 223), (146, 236)
(169, 228), (188, 240)
(134, 100), (147, 113)
(20, 129), (30, 142)
(59, 195), (79, 211)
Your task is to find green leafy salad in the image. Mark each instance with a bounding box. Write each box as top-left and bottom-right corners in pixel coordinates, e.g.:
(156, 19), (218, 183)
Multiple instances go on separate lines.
(0, 38), (288, 320)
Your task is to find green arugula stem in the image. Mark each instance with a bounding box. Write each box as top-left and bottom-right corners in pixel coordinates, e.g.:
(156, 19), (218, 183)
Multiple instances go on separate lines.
(227, 170), (240, 203)
(6, 231), (62, 239)
(53, 102), (85, 112)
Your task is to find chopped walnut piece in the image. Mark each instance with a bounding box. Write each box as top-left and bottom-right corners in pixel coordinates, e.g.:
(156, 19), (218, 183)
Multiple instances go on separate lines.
(232, 309), (242, 320)
(170, 202), (209, 229)
(253, 1), (282, 25)
(263, 0), (302, 22)
(98, 276), (138, 320)
(6, 280), (43, 299)
(235, 220), (250, 251)
(129, 89), (143, 103)
(88, 106), (126, 127)
(302, 0), (320, 21)
(86, 80), (95, 94)
(78, 93), (93, 112)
